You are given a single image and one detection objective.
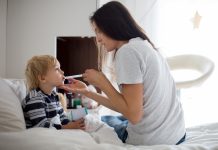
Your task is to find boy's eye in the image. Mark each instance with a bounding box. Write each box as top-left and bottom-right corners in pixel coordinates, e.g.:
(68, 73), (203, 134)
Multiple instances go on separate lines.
(55, 68), (60, 71)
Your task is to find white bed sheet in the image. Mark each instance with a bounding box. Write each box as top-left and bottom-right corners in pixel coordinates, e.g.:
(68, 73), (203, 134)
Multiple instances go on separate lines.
(0, 121), (218, 150)
(1, 78), (218, 150)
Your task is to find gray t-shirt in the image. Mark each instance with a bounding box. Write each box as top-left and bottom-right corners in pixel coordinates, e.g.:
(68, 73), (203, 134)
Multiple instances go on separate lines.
(115, 37), (185, 145)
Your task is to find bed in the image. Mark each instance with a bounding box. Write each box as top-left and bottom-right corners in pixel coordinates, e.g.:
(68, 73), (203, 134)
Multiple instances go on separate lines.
(0, 78), (218, 150)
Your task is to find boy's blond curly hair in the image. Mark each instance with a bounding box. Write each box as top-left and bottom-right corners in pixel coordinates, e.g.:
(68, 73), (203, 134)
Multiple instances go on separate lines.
(25, 55), (57, 90)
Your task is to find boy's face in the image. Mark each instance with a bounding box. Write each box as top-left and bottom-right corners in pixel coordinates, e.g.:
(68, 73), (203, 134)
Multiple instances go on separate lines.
(43, 61), (65, 87)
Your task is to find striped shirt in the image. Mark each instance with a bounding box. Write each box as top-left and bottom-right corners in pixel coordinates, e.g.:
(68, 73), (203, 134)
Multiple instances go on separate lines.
(22, 88), (69, 129)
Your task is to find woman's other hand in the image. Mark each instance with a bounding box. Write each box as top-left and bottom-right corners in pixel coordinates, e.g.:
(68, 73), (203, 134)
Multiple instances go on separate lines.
(83, 69), (108, 88)
(58, 79), (89, 95)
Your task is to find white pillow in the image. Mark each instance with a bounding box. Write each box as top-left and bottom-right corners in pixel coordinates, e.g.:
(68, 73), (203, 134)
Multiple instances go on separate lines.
(3, 78), (27, 102)
(0, 79), (26, 132)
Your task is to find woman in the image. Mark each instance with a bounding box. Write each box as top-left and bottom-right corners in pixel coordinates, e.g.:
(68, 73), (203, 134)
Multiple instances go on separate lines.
(62, 1), (186, 145)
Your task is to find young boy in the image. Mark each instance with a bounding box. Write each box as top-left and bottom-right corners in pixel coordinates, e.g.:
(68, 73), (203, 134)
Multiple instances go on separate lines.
(22, 55), (85, 130)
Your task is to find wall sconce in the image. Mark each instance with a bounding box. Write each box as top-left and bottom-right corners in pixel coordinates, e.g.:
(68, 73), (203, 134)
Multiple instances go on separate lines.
(191, 11), (202, 29)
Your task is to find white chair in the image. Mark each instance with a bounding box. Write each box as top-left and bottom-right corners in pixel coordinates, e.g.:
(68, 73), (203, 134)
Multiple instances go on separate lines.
(166, 54), (215, 98)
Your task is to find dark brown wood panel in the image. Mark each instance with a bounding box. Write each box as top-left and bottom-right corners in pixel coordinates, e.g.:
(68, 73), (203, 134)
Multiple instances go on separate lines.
(57, 37), (98, 76)
(56, 37), (101, 93)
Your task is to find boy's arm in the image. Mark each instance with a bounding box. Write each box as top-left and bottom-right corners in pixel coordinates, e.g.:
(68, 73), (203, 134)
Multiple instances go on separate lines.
(24, 97), (51, 128)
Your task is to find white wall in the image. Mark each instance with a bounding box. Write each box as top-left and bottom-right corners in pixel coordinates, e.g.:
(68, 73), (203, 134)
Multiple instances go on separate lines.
(0, 0), (7, 77)
(6, 0), (96, 78)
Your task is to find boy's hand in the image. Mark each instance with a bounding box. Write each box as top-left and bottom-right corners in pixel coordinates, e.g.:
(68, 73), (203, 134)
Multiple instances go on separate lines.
(62, 118), (85, 130)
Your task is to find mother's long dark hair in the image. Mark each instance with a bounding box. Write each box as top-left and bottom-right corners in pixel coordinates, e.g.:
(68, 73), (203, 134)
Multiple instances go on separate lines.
(90, 1), (156, 50)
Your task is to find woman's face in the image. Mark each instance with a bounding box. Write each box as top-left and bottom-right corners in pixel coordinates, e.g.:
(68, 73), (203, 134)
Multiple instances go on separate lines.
(92, 22), (122, 52)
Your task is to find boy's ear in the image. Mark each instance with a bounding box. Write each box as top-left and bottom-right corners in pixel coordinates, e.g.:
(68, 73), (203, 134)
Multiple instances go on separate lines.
(38, 74), (46, 83)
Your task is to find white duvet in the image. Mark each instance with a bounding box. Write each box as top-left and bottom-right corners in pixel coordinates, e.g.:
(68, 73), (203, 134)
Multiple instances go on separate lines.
(1, 121), (218, 150)
(0, 78), (218, 150)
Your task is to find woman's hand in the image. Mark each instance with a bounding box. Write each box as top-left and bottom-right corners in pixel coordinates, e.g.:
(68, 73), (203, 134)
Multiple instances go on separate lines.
(58, 79), (89, 95)
(83, 69), (108, 89)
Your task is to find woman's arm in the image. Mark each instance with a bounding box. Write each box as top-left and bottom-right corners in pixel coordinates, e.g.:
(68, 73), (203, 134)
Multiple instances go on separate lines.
(97, 81), (144, 124)
(83, 69), (144, 124)
(60, 70), (144, 124)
